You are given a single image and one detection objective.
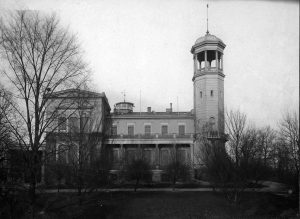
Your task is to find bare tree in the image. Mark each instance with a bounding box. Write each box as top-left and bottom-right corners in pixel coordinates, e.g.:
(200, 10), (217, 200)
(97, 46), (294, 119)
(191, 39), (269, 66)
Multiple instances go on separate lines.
(225, 109), (247, 167)
(257, 126), (277, 168)
(278, 111), (299, 212)
(165, 149), (190, 190)
(278, 111), (299, 174)
(197, 109), (266, 204)
(0, 85), (31, 218)
(0, 86), (12, 168)
(125, 158), (151, 192)
(0, 11), (89, 215)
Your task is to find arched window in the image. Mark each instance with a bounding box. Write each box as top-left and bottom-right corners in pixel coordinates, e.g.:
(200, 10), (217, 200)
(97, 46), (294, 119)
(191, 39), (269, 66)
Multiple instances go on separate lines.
(209, 117), (215, 125)
(58, 112), (67, 132)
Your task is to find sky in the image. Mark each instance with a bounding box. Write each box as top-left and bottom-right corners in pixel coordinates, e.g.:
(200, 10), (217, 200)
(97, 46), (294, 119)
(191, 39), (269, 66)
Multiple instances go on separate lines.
(0, 0), (299, 128)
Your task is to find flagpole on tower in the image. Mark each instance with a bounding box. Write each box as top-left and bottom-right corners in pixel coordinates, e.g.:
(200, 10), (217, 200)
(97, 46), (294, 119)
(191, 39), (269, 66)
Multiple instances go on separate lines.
(206, 3), (209, 34)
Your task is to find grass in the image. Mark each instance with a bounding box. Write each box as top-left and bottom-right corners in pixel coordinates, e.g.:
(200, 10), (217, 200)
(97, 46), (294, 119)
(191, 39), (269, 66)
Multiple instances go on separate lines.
(35, 191), (298, 219)
(38, 180), (265, 190)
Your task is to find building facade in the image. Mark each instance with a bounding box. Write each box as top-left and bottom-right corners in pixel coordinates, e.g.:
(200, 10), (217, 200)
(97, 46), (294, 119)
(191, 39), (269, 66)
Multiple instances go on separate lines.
(45, 31), (226, 182)
(44, 89), (111, 173)
(107, 102), (194, 181)
(105, 31), (226, 181)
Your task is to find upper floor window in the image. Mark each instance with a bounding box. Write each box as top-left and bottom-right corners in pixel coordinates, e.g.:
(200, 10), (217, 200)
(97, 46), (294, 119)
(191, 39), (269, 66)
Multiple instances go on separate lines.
(80, 116), (90, 133)
(210, 90), (214, 97)
(58, 116), (67, 132)
(200, 91), (202, 98)
(128, 125), (134, 136)
(178, 125), (185, 136)
(161, 125), (168, 135)
(145, 125), (151, 136)
(57, 144), (67, 163)
(111, 125), (117, 136)
(209, 117), (215, 125)
(69, 117), (79, 133)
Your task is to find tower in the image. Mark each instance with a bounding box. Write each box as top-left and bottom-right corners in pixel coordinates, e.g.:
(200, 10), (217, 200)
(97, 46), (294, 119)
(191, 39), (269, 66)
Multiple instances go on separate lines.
(191, 32), (226, 137)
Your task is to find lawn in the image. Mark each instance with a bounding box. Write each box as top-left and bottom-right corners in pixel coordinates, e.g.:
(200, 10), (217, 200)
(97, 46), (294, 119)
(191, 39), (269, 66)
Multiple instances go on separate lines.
(36, 191), (298, 219)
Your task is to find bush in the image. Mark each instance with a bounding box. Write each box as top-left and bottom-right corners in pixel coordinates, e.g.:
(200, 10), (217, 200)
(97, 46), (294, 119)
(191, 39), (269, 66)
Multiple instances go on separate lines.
(165, 161), (190, 187)
(125, 159), (151, 191)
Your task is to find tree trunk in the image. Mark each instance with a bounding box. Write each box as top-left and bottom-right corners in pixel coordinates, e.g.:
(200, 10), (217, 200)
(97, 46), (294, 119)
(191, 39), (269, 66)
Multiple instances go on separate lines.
(30, 165), (37, 219)
(134, 178), (139, 192)
(173, 176), (176, 191)
(78, 185), (82, 205)
(30, 182), (36, 219)
(298, 173), (300, 215)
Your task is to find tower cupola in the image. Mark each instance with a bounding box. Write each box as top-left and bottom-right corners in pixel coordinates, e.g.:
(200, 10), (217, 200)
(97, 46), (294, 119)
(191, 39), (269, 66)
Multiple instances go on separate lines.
(191, 33), (226, 81)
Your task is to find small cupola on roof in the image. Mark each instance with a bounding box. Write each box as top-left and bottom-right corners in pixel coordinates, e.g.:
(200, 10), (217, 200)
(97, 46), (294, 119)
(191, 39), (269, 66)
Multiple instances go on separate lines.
(113, 92), (134, 114)
(114, 101), (134, 114)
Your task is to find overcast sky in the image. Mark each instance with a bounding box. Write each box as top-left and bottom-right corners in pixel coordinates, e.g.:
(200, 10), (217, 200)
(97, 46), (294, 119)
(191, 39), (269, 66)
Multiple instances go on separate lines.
(0, 0), (299, 128)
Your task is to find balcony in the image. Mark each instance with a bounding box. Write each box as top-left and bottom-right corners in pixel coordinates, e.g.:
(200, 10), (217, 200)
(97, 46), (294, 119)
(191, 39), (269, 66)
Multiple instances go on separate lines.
(195, 131), (229, 141)
(110, 133), (194, 140)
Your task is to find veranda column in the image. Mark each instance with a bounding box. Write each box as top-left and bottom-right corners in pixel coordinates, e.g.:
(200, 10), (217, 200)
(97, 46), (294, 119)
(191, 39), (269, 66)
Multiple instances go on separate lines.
(120, 144), (124, 166)
(155, 144), (159, 169)
(190, 143), (195, 180)
(153, 144), (162, 182)
(137, 144), (142, 159)
(172, 144), (176, 162)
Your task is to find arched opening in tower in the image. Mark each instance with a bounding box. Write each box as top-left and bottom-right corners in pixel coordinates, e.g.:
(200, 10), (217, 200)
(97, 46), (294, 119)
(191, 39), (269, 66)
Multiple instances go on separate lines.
(207, 50), (216, 68)
(197, 52), (205, 70)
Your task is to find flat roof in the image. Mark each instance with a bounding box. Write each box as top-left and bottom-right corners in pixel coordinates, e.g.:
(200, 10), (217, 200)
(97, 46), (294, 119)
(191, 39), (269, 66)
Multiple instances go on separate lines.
(111, 111), (194, 119)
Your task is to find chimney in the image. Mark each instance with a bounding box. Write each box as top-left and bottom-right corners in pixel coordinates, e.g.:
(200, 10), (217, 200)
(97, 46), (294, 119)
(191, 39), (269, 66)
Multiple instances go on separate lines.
(147, 107), (151, 113)
(166, 103), (173, 113)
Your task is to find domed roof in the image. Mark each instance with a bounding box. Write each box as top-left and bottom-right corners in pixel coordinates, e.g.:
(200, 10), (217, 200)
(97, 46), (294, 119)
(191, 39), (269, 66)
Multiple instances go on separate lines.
(195, 33), (224, 45)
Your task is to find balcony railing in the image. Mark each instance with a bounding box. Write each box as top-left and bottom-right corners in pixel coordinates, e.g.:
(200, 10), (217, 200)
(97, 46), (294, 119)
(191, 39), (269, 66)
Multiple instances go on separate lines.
(110, 133), (194, 139)
(195, 131), (229, 141)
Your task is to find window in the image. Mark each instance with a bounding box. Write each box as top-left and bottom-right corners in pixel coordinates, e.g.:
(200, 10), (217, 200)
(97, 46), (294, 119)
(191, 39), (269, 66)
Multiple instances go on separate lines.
(161, 125), (168, 135)
(111, 125), (117, 136)
(177, 149), (189, 164)
(145, 125), (151, 136)
(126, 149), (137, 163)
(58, 116), (67, 132)
(209, 117), (216, 132)
(209, 117), (215, 124)
(143, 149), (154, 165)
(178, 125), (185, 136)
(200, 91), (202, 98)
(210, 90), (213, 97)
(69, 117), (78, 133)
(160, 149), (170, 167)
(128, 125), (134, 136)
(57, 144), (67, 163)
(113, 149), (119, 163)
(80, 116), (90, 133)
(68, 144), (78, 164)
